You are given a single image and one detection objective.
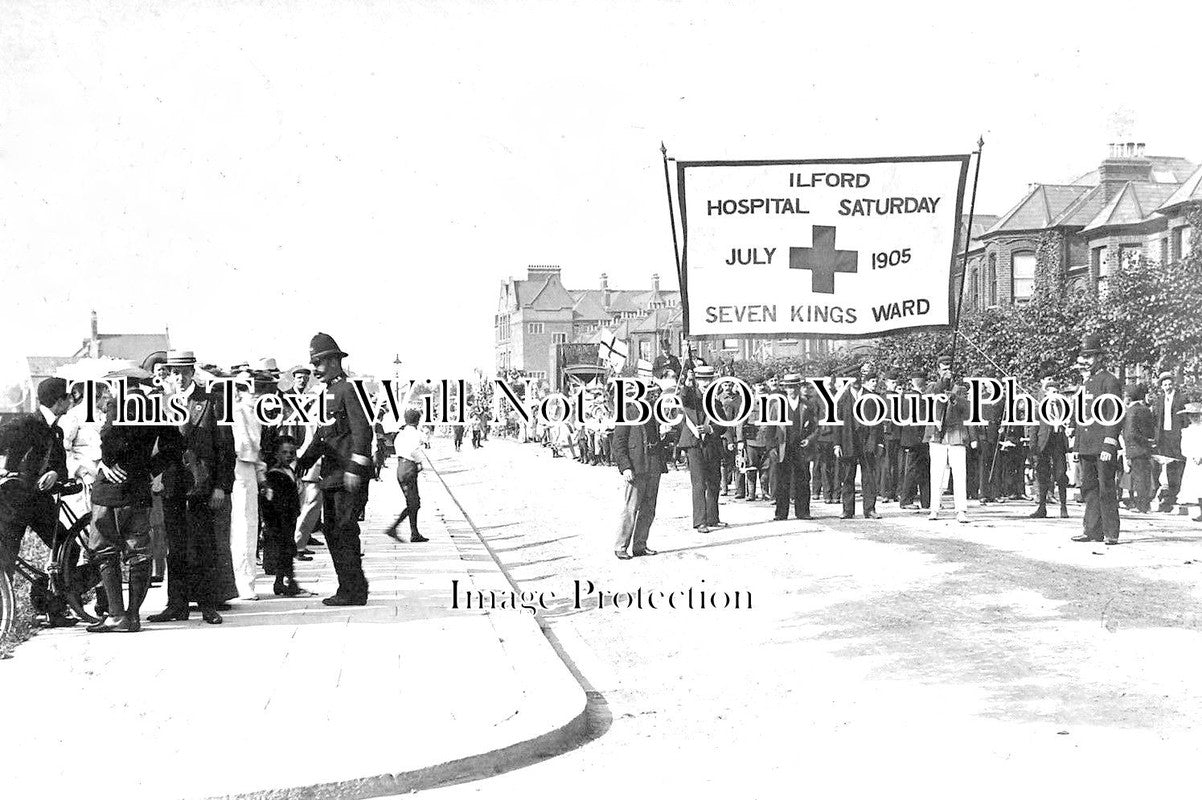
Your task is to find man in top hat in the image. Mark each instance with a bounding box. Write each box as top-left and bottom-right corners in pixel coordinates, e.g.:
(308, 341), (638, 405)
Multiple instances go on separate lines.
(0, 377), (79, 627)
(835, 367), (883, 519)
(676, 365), (726, 533)
(1153, 370), (1187, 512)
(652, 339), (681, 381)
(774, 374), (818, 520)
(1070, 335), (1124, 545)
(613, 378), (672, 559)
(296, 333), (373, 605)
(147, 350), (236, 625)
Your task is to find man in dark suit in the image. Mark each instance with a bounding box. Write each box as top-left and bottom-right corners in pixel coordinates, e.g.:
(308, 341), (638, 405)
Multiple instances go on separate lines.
(1071, 335), (1124, 545)
(774, 374), (818, 520)
(1122, 383), (1156, 513)
(0, 377), (77, 627)
(898, 370), (930, 510)
(1028, 377), (1071, 518)
(813, 376), (842, 505)
(651, 339), (681, 380)
(836, 368), (882, 519)
(1153, 371), (1187, 512)
(296, 333), (374, 606)
(676, 366), (726, 532)
(147, 351), (236, 625)
(976, 389), (1004, 504)
(878, 371), (902, 503)
(613, 379), (670, 559)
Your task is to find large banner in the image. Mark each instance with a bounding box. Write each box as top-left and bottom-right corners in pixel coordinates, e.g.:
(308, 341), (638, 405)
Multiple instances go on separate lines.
(677, 156), (970, 338)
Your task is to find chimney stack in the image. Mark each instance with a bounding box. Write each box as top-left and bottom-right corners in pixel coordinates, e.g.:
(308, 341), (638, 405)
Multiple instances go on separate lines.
(1099, 141), (1153, 200)
(600, 272), (608, 290)
(651, 273), (660, 291)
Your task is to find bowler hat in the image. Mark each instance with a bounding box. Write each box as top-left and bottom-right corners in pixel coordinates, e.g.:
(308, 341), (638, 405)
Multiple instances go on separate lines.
(1079, 334), (1105, 356)
(309, 332), (348, 362)
(36, 377), (69, 408)
(165, 350), (197, 367)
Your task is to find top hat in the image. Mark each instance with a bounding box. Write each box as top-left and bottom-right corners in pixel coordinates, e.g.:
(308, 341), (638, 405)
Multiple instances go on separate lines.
(309, 332), (348, 362)
(780, 373), (802, 387)
(1079, 334), (1105, 356)
(165, 350), (197, 368)
(141, 350), (168, 371)
(694, 365), (716, 379)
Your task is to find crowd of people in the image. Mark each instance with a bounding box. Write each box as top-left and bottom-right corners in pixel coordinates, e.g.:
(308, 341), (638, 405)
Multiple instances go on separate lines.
(499, 337), (1200, 560)
(0, 332), (427, 633)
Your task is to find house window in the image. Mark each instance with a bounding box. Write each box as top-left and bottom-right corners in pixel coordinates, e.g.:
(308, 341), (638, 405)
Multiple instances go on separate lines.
(527, 323), (544, 334)
(1011, 251), (1035, 301)
(639, 340), (652, 361)
(987, 254), (998, 306)
(1173, 226), (1191, 260)
(721, 338), (740, 350)
(968, 270), (978, 308)
(552, 332), (567, 344)
(1118, 245), (1140, 269)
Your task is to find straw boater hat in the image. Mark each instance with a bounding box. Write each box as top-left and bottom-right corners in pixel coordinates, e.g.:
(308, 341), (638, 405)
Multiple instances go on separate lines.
(141, 351), (168, 372)
(165, 350), (197, 368)
(694, 365), (716, 380)
(1176, 402), (1202, 417)
(780, 373), (802, 387)
(309, 332), (348, 362)
(1158, 371), (1175, 382)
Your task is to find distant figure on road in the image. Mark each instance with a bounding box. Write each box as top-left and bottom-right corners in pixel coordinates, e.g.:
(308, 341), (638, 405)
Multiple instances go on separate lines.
(384, 409), (429, 543)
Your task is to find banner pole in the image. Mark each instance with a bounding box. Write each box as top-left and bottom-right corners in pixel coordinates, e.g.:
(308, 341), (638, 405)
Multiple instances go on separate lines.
(947, 136), (985, 372)
(940, 136), (985, 435)
(661, 141), (683, 280)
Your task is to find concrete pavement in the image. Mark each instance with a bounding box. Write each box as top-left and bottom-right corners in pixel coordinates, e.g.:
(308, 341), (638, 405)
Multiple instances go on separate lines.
(412, 436), (1202, 800)
(0, 457), (586, 800)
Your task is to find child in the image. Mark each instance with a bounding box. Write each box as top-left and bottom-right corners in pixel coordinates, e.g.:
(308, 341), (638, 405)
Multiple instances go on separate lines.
(385, 409), (429, 543)
(260, 435), (311, 597)
(1178, 403), (1202, 523)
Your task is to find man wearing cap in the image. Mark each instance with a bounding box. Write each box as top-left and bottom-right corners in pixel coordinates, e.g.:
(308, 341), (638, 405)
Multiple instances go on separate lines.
(835, 368), (883, 519)
(288, 365), (326, 560)
(1070, 335), (1124, 544)
(0, 377), (79, 627)
(898, 368), (931, 510)
(1028, 377), (1071, 518)
(774, 374), (818, 520)
(1153, 371), (1187, 512)
(676, 365), (726, 532)
(925, 356), (971, 523)
(148, 351), (236, 625)
(296, 333), (373, 605)
(813, 375), (842, 505)
(613, 378), (670, 559)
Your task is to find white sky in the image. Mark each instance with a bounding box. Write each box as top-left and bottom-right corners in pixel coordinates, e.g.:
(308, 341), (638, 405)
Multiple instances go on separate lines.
(2, 0), (1200, 380)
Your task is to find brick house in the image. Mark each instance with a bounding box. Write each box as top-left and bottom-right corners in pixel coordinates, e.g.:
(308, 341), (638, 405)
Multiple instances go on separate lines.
(959, 144), (1199, 309)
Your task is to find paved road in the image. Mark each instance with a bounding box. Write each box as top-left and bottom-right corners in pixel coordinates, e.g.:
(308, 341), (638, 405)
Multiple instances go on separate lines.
(415, 436), (1202, 799)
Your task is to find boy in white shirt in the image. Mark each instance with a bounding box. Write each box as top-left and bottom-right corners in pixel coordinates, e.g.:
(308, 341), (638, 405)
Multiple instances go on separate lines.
(384, 409), (429, 543)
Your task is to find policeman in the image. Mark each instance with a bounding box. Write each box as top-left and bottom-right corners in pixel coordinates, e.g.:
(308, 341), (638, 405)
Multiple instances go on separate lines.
(296, 333), (374, 604)
(1070, 335), (1123, 544)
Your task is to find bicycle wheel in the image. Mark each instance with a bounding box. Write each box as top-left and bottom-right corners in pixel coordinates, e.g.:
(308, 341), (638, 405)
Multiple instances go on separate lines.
(0, 569), (14, 641)
(54, 512), (99, 624)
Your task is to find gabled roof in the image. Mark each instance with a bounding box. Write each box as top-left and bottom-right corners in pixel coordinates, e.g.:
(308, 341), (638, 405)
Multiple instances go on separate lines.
(983, 185), (1093, 236)
(1049, 184), (1109, 228)
(1082, 181), (1182, 232)
(95, 333), (169, 361)
(523, 274), (576, 311)
(571, 292), (609, 320)
(1156, 165), (1202, 214)
(630, 307), (682, 334)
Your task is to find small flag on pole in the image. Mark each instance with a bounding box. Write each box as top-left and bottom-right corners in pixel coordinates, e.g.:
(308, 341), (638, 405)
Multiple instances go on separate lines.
(599, 328), (629, 371)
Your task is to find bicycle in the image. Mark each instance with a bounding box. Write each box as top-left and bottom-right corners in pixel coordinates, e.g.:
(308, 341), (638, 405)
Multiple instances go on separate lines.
(0, 479), (98, 641)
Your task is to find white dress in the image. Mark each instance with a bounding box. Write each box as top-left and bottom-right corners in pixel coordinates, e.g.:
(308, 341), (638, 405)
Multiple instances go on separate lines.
(1179, 425), (1202, 501)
